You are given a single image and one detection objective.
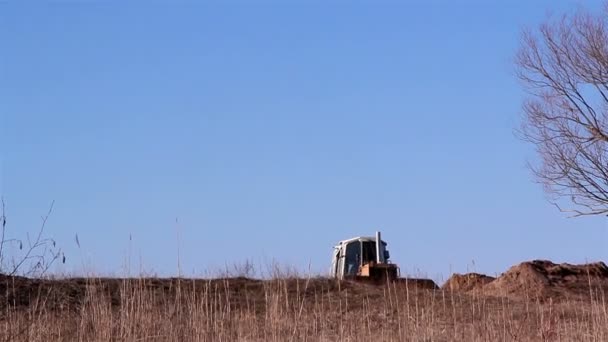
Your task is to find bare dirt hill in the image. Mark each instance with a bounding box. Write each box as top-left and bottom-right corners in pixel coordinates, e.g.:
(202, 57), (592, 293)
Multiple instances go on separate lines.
(442, 272), (495, 292)
(442, 260), (608, 299)
(483, 260), (608, 298)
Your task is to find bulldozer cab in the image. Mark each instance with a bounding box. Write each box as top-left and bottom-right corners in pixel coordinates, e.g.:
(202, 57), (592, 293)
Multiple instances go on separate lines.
(331, 233), (391, 280)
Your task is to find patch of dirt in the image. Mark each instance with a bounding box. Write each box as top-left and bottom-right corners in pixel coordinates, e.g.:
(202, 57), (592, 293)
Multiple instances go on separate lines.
(483, 260), (608, 298)
(401, 277), (439, 290)
(442, 273), (495, 292)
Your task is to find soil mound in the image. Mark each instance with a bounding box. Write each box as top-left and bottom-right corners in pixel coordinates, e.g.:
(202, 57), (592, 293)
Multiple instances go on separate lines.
(401, 277), (439, 290)
(442, 273), (495, 292)
(485, 260), (608, 298)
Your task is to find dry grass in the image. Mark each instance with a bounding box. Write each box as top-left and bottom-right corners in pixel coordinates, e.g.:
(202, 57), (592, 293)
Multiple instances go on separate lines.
(1, 270), (607, 342)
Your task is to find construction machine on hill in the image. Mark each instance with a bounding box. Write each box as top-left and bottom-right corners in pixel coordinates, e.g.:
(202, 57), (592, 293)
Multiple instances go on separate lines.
(330, 231), (438, 289)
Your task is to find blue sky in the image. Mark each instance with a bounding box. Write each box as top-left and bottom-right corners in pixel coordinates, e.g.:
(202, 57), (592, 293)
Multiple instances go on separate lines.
(2, 1), (607, 281)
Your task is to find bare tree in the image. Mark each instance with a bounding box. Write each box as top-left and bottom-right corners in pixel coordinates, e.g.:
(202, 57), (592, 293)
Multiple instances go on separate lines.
(0, 198), (63, 276)
(517, 6), (608, 216)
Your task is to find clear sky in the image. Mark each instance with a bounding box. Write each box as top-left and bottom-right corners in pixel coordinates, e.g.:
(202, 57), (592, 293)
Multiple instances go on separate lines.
(2, 0), (607, 281)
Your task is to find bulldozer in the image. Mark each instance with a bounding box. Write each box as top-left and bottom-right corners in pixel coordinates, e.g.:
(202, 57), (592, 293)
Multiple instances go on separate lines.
(330, 231), (438, 288)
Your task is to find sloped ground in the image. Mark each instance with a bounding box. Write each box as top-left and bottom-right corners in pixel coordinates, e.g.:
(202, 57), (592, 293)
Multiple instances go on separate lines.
(443, 273), (495, 292)
(442, 260), (608, 300)
(2, 260), (608, 341)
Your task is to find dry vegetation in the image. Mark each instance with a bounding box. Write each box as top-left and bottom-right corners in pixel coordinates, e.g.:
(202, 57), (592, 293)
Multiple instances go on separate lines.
(1, 260), (607, 342)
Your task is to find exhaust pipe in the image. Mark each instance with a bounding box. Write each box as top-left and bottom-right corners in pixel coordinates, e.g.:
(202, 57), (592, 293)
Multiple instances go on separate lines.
(376, 231), (382, 263)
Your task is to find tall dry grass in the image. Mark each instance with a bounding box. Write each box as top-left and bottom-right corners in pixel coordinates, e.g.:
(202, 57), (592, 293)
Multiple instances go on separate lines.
(1, 270), (607, 342)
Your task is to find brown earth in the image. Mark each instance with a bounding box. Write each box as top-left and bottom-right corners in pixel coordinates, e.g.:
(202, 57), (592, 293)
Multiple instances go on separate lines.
(442, 272), (495, 292)
(483, 260), (608, 298)
(442, 260), (608, 299)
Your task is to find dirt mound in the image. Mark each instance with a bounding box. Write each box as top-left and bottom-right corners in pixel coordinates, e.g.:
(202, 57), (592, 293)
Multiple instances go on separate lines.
(442, 273), (495, 292)
(400, 277), (439, 290)
(484, 260), (608, 298)
(439, 260), (608, 298)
